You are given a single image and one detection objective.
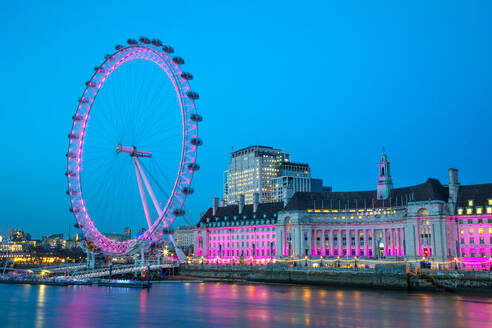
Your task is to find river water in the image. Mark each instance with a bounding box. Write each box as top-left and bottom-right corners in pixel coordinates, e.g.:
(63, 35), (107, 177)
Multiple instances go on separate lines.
(1, 282), (491, 327)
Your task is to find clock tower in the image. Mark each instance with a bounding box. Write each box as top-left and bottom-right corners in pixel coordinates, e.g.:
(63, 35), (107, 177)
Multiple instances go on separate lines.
(377, 147), (393, 200)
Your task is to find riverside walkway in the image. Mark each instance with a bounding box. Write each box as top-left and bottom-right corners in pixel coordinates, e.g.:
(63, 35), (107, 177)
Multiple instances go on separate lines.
(62, 261), (179, 279)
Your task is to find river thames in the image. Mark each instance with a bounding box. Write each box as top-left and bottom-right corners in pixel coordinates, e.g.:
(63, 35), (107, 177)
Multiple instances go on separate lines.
(1, 282), (491, 327)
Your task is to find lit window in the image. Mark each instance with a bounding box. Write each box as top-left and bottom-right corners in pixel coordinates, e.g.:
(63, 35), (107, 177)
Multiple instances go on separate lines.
(489, 228), (492, 234)
(426, 220), (430, 226)
(469, 228), (474, 234)
(460, 229), (464, 234)
(468, 200), (474, 207)
(487, 207), (492, 214)
(458, 208), (464, 215)
(489, 199), (492, 206)
(479, 228), (484, 234)
(342, 216), (346, 220)
(466, 208), (473, 215)
(477, 207), (483, 215)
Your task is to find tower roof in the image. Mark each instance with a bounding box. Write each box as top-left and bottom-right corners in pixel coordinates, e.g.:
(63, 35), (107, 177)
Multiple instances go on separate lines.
(380, 146), (389, 162)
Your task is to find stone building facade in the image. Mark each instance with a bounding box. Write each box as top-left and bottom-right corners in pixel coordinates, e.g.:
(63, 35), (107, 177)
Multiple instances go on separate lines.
(194, 151), (492, 269)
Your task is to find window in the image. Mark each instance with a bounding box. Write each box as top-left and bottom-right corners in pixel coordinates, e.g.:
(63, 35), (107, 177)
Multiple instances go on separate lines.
(458, 208), (464, 215)
(468, 200), (474, 207)
(477, 207), (483, 215)
(488, 207), (492, 214)
(469, 228), (474, 234)
(460, 229), (464, 234)
(466, 208), (473, 215)
(479, 228), (484, 234)
(489, 199), (492, 206)
(489, 228), (492, 234)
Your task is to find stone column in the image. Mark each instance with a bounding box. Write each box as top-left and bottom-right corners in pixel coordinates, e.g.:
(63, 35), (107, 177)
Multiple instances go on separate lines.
(394, 228), (398, 256)
(300, 229), (305, 257)
(355, 229), (360, 256)
(400, 228), (405, 256)
(364, 229), (369, 257)
(321, 229), (326, 256)
(329, 230), (334, 257)
(338, 229), (342, 256)
(346, 229), (350, 257)
(391, 228), (395, 256)
(383, 229), (387, 257)
(310, 229), (314, 256)
(372, 229), (376, 257)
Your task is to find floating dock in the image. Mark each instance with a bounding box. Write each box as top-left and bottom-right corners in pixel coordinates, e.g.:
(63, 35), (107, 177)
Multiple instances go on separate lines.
(97, 279), (152, 288)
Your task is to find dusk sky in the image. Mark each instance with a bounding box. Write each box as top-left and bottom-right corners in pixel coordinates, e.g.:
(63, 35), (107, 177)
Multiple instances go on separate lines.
(1, 1), (491, 238)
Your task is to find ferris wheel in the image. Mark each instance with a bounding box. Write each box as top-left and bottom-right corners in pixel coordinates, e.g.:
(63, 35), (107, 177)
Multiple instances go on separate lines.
(65, 37), (202, 256)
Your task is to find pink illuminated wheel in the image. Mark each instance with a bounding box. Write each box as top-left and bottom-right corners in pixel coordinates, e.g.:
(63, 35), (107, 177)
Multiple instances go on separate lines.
(65, 38), (202, 255)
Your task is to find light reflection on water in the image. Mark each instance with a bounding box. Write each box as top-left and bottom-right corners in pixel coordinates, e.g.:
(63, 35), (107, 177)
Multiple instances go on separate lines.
(35, 285), (45, 328)
(0, 283), (491, 327)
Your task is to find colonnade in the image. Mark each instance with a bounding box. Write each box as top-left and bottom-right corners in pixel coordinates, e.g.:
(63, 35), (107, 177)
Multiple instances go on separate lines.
(305, 226), (405, 258)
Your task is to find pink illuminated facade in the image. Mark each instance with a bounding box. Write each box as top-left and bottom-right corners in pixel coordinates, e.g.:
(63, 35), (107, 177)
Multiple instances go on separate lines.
(455, 194), (492, 270)
(195, 151), (492, 269)
(194, 195), (282, 265)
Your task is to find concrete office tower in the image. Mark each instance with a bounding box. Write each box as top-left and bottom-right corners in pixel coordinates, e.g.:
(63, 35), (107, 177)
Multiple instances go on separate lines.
(224, 145), (290, 205)
(273, 162), (312, 204)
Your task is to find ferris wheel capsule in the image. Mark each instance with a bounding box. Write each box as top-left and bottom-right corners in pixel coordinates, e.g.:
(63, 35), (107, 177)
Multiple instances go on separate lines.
(181, 72), (193, 80)
(162, 45), (174, 53)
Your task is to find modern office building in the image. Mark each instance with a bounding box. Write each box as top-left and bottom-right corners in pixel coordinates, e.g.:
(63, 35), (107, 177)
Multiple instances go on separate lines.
(273, 162), (312, 204)
(224, 145), (290, 205)
(195, 150), (492, 270)
(223, 170), (229, 204)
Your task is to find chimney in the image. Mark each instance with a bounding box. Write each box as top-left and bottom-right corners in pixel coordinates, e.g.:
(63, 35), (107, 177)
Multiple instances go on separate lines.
(213, 197), (219, 216)
(239, 194), (245, 215)
(253, 192), (259, 213)
(448, 168), (460, 214)
(219, 199), (225, 207)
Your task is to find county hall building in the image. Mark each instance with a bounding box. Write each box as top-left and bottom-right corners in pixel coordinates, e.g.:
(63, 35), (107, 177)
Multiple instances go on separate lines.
(194, 150), (492, 270)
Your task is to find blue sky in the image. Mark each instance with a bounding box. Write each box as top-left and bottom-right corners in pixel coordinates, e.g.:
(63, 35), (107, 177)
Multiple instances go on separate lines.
(0, 1), (491, 238)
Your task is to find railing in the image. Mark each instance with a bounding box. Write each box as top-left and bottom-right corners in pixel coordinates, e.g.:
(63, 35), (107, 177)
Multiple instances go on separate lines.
(66, 261), (179, 279)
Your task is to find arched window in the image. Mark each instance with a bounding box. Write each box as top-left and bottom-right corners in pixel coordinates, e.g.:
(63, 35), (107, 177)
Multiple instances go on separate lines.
(418, 208), (429, 216)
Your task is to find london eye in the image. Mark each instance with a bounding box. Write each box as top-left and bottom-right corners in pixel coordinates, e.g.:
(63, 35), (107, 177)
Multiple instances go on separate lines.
(65, 38), (202, 256)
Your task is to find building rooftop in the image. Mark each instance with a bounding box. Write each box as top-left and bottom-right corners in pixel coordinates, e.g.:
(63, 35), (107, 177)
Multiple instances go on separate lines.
(199, 202), (284, 224)
(457, 183), (492, 208)
(284, 178), (450, 210)
(231, 145), (283, 157)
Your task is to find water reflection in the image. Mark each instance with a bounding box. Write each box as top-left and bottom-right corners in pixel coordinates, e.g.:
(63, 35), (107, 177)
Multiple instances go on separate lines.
(1, 283), (492, 327)
(35, 285), (45, 328)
